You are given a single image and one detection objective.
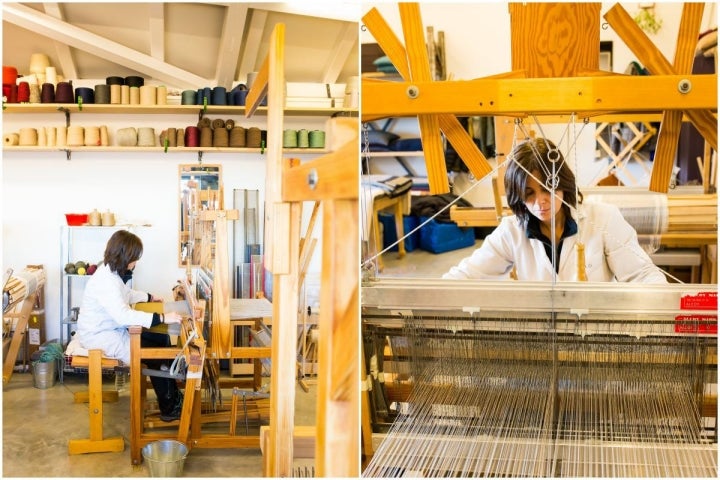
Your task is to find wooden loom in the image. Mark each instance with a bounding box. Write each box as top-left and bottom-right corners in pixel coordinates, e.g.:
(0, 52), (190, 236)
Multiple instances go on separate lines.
(362, 3), (717, 259)
(361, 0), (718, 469)
(128, 23), (359, 476)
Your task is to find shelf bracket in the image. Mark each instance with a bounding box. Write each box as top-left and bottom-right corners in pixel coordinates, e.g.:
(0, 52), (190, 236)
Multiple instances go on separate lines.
(197, 151), (203, 165)
(57, 107), (71, 128)
(64, 149), (71, 161)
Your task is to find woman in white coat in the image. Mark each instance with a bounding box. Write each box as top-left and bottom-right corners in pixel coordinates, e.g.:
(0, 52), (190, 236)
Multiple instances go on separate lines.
(443, 138), (667, 283)
(77, 230), (185, 421)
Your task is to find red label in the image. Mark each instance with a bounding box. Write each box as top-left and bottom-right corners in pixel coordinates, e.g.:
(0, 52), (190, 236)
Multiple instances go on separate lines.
(680, 291), (718, 310)
(674, 314), (717, 334)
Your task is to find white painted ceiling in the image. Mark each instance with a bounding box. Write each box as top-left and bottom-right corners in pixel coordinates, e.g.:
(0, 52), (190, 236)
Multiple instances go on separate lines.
(2, 2), (360, 90)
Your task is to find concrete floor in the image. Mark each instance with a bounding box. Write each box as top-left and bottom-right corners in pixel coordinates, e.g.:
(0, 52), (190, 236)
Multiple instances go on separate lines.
(2, 368), (317, 477)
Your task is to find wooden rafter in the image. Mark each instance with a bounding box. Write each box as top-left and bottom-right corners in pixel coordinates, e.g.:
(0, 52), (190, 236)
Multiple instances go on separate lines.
(237, 8), (267, 83)
(41, 3), (77, 80)
(215, 3), (249, 87)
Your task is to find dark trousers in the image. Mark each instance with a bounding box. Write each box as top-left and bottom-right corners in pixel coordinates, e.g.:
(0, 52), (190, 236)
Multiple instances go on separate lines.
(140, 330), (180, 414)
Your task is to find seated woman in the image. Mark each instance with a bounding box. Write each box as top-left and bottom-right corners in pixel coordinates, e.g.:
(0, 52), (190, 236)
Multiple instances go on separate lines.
(77, 230), (185, 421)
(443, 138), (667, 283)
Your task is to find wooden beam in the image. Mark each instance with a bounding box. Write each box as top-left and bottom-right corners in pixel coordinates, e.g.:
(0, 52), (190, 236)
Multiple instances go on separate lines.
(3, 2), (207, 88)
(237, 8), (267, 84)
(41, 3), (77, 80)
(148, 3), (165, 61)
(361, 75), (717, 119)
(322, 22), (358, 84)
(215, 3), (249, 88)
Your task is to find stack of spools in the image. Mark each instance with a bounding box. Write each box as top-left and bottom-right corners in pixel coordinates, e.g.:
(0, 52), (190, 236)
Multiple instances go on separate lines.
(282, 128), (326, 149)
(3, 53), (72, 104)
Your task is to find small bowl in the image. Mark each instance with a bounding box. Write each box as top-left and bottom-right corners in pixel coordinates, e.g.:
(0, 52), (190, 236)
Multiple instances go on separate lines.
(65, 213), (88, 226)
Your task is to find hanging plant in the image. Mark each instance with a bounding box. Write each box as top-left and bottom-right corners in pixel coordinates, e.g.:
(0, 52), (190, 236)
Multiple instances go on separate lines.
(634, 5), (662, 35)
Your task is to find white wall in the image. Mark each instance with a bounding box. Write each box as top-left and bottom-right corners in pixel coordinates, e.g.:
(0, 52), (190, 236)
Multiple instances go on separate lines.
(360, 2), (717, 201)
(2, 111), (325, 343)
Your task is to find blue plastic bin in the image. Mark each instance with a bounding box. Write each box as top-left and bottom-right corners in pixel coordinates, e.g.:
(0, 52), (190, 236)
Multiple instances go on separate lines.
(378, 212), (419, 252)
(418, 217), (475, 254)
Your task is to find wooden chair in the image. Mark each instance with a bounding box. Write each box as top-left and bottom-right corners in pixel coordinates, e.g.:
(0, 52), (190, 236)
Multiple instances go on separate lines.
(67, 349), (125, 454)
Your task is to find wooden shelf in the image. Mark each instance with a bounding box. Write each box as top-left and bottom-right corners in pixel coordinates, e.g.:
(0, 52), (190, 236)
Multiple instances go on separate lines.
(365, 150), (424, 157)
(4, 146), (329, 154)
(2, 103), (358, 117)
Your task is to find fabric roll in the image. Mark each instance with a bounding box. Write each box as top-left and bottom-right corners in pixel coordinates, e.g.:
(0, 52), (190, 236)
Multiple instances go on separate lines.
(246, 127), (262, 148)
(309, 130), (325, 148)
(17, 82), (30, 102)
(94, 84), (110, 104)
(66, 126), (84, 146)
(110, 84), (121, 104)
(55, 82), (74, 103)
(40, 83), (55, 103)
(56, 126), (67, 147)
(297, 129), (309, 148)
(121, 85), (130, 104)
(28, 83), (41, 103)
(212, 86), (227, 105)
(116, 127), (137, 146)
(137, 127), (155, 146)
(199, 127), (213, 147)
(139, 85), (156, 105)
(184, 126), (199, 147)
(84, 126), (101, 146)
(100, 125), (109, 146)
(176, 128), (185, 147)
(45, 126), (56, 147)
(181, 90), (196, 105)
(105, 76), (124, 85)
(75, 87), (94, 104)
(19, 128), (38, 146)
(167, 127), (177, 147)
(229, 127), (246, 147)
(4, 133), (19, 146)
(197, 117), (212, 129)
(124, 76), (144, 88)
(211, 118), (225, 130)
(156, 85), (167, 105)
(213, 127), (228, 147)
(129, 86), (140, 105)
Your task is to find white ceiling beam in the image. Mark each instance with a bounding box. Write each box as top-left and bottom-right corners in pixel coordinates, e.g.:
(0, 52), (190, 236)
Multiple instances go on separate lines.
(321, 22), (357, 84)
(214, 3), (249, 88)
(237, 8), (267, 83)
(148, 3), (165, 61)
(42, 3), (77, 80)
(247, 2), (359, 22)
(3, 2), (207, 88)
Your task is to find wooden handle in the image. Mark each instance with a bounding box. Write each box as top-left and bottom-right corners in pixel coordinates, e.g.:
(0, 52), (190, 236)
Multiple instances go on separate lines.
(576, 242), (588, 282)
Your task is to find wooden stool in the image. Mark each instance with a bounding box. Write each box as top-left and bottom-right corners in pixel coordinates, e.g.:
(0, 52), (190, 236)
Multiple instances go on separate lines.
(68, 349), (125, 454)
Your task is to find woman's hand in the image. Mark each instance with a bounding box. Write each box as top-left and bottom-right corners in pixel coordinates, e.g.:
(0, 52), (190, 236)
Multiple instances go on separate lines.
(163, 312), (183, 324)
(150, 295), (163, 302)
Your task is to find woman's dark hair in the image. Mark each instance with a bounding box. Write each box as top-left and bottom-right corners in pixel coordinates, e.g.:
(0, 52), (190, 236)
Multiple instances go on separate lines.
(103, 230), (143, 273)
(504, 138), (583, 225)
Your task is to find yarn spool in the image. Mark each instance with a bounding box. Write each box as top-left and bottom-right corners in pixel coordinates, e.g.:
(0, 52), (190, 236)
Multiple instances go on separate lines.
(246, 127), (262, 148)
(45, 126), (56, 147)
(225, 119), (235, 130)
(283, 129), (298, 148)
(110, 84), (121, 104)
(3, 84), (17, 103)
(84, 126), (101, 146)
(231, 89), (248, 106)
(181, 90), (196, 105)
(211, 118), (225, 130)
(55, 82), (74, 103)
(137, 127), (156, 147)
(297, 129), (309, 148)
(66, 126), (85, 146)
(28, 84), (41, 103)
(94, 84), (110, 104)
(213, 127), (229, 147)
(121, 85), (130, 104)
(28, 54), (49, 75)
(199, 127), (213, 148)
(166, 127), (177, 147)
(17, 82), (30, 102)
(129, 87), (140, 105)
(3, 65), (18, 85)
(176, 128), (185, 147)
(37, 127), (47, 147)
(45, 66), (57, 86)
(18, 128), (38, 146)
(139, 85), (156, 105)
(100, 125), (109, 146)
(56, 126), (67, 147)
(116, 127), (138, 146)
(185, 126), (199, 147)
(40, 83), (55, 103)
(156, 85), (167, 105)
(75, 87), (94, 104)
(309, 130), (325, 148)
(212, 86), (227, 105)
(124, 76), (144, 88)
(105, 76), (124, 86)
(229, 127), (246, 147)
(246, 72), (258, 90)
(197, 117), (212, 129)
(4, 133), (19, 146)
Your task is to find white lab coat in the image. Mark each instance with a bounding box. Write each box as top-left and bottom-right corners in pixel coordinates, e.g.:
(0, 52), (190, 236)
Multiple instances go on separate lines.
(76, 263), (154, 364)
(443, 202), (667, 283)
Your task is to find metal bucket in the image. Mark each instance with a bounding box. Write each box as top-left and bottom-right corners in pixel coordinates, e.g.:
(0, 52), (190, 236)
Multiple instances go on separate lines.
(142, 440), (188, 477)
(32, 361), (56, 389)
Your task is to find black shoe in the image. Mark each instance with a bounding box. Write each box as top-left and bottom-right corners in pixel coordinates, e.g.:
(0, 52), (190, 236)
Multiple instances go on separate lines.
(159, 392), (183, 422)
